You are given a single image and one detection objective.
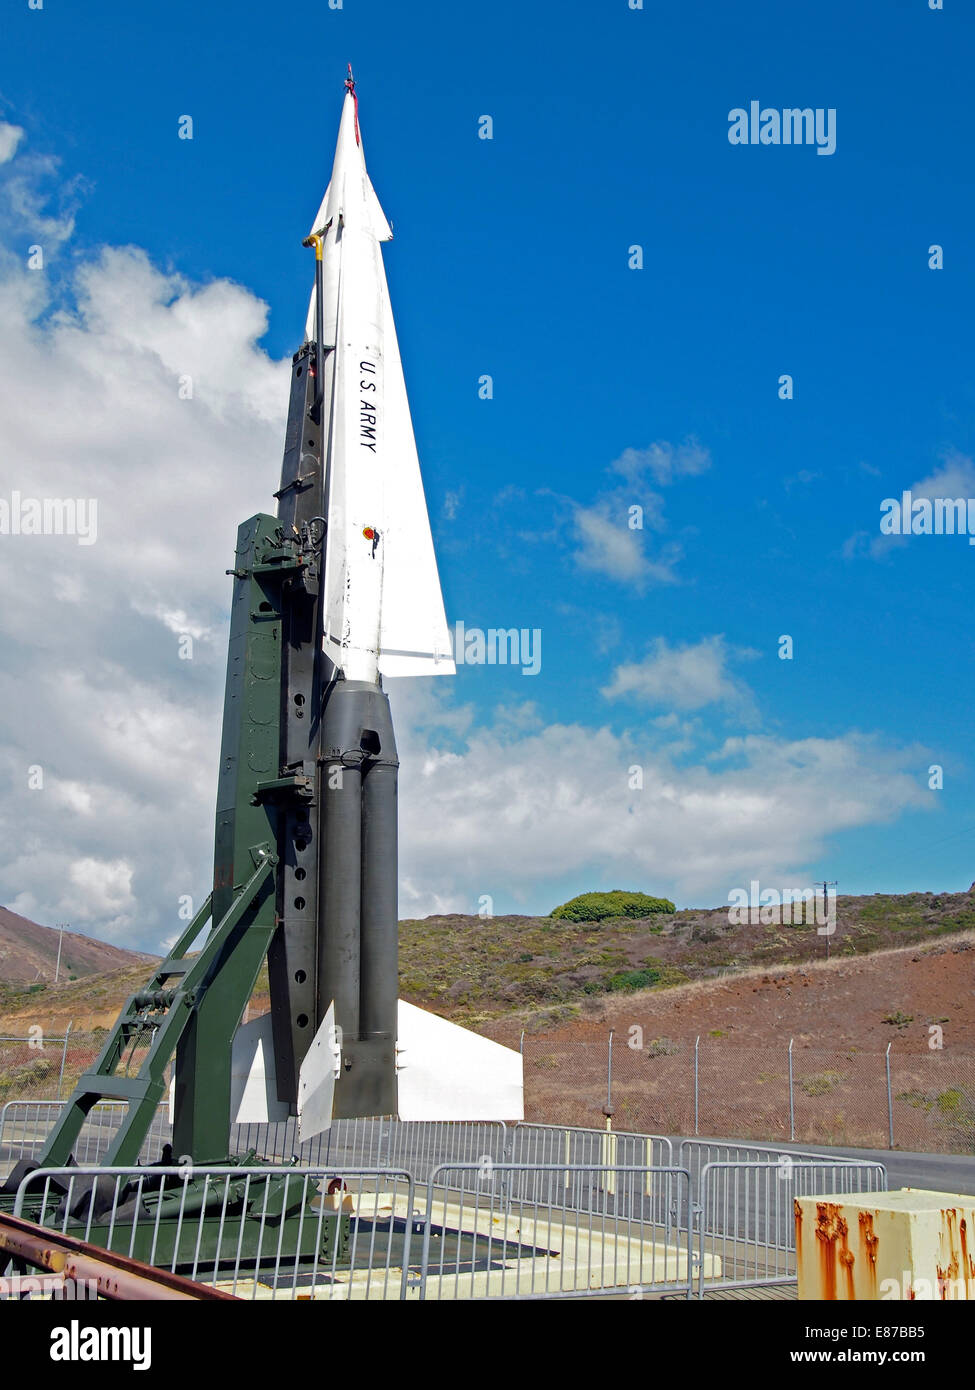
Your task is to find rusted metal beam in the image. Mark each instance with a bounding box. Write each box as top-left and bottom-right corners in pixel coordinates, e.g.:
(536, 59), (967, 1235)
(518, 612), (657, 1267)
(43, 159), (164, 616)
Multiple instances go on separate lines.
(0, 1210), (238, 1300)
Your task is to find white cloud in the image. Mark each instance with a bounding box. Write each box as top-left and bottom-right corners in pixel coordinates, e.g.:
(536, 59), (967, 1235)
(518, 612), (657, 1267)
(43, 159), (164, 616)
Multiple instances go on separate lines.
(573, 500), (680, 586)
(842, 530), (869, 560)
(570, 437), (710, 587)
(52, 781), (95, 816)
(601, 636), (758, 715)
(0, 130), (84, 251)
(0, 123), (24, 165)
(67, 857), (135, 928)
(610, 438), (711, 487)
(392, 685), (932, 912)
(0, 151), (289, 949)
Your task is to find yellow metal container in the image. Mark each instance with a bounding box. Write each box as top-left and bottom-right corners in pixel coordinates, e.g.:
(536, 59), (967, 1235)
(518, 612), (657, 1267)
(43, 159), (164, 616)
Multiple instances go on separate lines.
(795, 1189), (975, 1300)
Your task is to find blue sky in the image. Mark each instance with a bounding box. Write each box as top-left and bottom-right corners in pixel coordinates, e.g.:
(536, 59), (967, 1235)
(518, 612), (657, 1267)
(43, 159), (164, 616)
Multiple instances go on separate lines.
(0, 0), (973, 947)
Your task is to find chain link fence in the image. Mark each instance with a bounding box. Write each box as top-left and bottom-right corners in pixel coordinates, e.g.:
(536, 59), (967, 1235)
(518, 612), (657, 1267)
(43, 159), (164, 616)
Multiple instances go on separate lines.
(521, 1033), (975, 1153)
(6, 1026), (973, 1154)
(0, 1029), (105, 1108)
(1, 1032), (75, 1105)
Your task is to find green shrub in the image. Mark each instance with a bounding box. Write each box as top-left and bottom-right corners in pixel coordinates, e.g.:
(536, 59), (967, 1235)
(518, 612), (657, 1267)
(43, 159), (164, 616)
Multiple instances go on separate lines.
(937, 1088), (967, 1117)
(799, 1069), (845, 1097)
(549, 890), (675, 924)
(606, 966), (661, 993)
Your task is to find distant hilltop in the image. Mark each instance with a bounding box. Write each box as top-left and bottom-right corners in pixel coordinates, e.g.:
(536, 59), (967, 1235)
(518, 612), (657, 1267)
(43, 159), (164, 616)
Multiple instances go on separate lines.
(0, 906), (157, 986)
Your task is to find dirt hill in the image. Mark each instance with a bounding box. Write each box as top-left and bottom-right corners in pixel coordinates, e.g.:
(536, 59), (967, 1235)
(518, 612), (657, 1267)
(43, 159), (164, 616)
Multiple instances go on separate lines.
(0, 888), (972, 1034)
(397, 889), (975, 1027)
(479, 932), (975, 1149)
(0, 906), (156, 989)
(482, 930), (975, 1051)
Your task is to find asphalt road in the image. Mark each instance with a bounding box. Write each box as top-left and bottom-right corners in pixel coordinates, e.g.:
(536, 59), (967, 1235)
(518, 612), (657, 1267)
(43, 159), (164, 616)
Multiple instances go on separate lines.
(746, 1137), (975, 1196)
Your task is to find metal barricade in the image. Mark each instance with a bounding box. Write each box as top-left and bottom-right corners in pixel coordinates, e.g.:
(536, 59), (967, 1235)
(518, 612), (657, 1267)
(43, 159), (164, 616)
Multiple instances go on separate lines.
(1, 1100), (173, 1175)
(695, 1158), (888, 1295)
(417, 1162), (694, 1300)
(513, 1122), (672, 1169)
(679, 1136), (871, 1176)
(1, 1101), (509, 1193)
(12, 1165), (415, 1301)
(229, 1116), (509, 1192)
(510, 1124), (676, 1226)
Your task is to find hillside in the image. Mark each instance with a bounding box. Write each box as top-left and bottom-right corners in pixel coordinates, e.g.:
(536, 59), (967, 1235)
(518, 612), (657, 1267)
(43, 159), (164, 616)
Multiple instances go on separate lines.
(0, 888), (971, 1035)
(482, 930), (975, 1051)
(480, 932), (975, 1149)
(397, 889), (975, 1026)
(0, 906), (156, 990)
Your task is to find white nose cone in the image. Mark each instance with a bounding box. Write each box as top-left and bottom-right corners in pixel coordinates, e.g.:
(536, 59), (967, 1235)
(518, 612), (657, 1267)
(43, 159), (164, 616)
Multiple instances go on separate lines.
(308, 81), (455, 682)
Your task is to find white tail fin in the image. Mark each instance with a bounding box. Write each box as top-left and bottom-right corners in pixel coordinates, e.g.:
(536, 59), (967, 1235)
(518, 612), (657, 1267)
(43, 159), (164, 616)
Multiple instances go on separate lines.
(396, 1000), (523, 1122)
(297, 1001), (340, 1141)
(374, 259), (455, 678)
(320, 209), (454, 680)
(169, 1015), (291, 1126)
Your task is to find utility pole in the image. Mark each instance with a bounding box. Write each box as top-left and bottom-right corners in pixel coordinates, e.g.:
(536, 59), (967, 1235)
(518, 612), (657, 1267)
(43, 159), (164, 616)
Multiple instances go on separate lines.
(819, 883), (837, 959)
(54, 922), (67, 984)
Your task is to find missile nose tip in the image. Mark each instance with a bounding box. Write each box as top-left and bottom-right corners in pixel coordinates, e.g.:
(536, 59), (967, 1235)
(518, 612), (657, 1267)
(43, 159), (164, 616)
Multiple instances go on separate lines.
(344, 64), (361, 146)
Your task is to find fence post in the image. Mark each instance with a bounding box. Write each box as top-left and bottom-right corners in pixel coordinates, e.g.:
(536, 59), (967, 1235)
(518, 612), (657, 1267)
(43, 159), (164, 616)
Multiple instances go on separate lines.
(885, 1042), (894, 1150)
(694, 1035), (700, 1136)
(56, 1021), (72, 1102)
(600, 1030), (616, 1195)
(788, 1037), (795, 1142)
(605, 1029), (614, 1117)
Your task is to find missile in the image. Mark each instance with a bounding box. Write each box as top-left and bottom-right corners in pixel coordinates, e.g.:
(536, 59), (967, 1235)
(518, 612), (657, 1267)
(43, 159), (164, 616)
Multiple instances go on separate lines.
(251, 69), (521, 1132)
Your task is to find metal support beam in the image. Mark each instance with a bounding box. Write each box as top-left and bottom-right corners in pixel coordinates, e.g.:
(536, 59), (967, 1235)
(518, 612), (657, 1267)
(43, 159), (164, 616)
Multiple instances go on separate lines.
(0, 1210), (237, 1300)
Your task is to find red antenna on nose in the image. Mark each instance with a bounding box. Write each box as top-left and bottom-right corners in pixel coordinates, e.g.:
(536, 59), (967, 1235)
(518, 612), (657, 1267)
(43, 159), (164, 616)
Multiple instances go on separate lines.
(345, 63), (360, 146)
